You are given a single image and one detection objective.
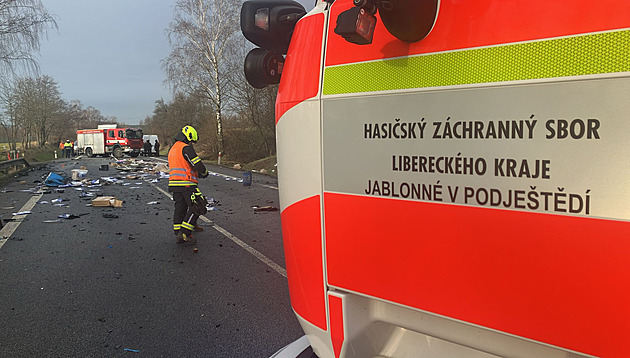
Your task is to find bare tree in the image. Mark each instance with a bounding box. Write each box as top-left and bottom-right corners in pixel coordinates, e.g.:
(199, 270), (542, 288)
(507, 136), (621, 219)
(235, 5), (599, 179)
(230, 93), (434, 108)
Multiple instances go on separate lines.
(230, 82), (277, 157)
(0, 79), (19, 150)
(8, 75), (64, 148)
(52, 101), (114, 144)
(0, 0), (57, 78)
(163, 0), (241, 158)
(0, 0), (56, 149)
(143, 93), (212, 148)
(33, 75), (64, 146)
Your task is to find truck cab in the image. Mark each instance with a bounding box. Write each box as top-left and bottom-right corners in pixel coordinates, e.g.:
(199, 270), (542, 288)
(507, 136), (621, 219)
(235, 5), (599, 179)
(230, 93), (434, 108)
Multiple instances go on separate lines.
(105, 128), (143, 157)
(242, 1), (630, 357)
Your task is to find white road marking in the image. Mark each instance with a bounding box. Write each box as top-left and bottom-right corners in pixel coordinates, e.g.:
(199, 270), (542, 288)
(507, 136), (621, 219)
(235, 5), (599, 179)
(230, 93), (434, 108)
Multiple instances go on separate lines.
(151, 183), (287, 278)
(258, 183), (279, 190)
(0, 194), (43, 249)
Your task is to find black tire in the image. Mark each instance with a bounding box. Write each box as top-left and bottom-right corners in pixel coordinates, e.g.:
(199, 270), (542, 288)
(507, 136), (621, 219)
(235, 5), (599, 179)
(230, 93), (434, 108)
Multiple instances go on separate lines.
(85, 147), (94, 158)
(129, 151), (140, 158)
(113, 147), (123, 158)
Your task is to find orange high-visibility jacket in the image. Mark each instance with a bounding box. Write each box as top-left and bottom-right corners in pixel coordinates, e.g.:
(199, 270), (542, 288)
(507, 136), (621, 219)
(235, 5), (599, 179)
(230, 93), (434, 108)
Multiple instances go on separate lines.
(168, 141), (199, 187)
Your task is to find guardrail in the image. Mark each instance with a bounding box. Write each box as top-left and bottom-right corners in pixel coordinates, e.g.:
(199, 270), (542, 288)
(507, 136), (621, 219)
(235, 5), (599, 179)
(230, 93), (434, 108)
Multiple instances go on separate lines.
(0, 158), (31, 174)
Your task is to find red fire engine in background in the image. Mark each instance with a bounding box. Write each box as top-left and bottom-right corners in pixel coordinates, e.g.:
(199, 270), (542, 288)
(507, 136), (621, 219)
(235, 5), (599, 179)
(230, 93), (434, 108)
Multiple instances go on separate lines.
(76, 125), (143, 158)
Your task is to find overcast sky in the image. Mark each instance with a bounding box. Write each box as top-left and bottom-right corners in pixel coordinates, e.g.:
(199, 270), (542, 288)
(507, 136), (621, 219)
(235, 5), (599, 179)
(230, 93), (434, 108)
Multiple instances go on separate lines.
(38, 0), (175, 124)
(37, 0), (316, 125)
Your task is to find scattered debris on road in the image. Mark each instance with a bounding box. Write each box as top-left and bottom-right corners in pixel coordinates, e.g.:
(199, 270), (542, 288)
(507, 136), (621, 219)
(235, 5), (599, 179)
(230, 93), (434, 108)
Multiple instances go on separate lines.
(92, 196), (123, 208)
(252, 205), (278, 212)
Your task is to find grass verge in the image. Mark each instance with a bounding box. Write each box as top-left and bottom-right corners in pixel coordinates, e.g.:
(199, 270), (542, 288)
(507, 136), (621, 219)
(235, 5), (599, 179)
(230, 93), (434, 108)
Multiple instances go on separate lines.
(242, 156), (277, 177)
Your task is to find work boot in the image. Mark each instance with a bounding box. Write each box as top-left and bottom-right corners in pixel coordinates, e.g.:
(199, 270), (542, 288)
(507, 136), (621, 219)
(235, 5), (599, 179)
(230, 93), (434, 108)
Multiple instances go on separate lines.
(176, 231), (196, 244)
(175, 232), (185, 243)
(194, 224), (204, 232)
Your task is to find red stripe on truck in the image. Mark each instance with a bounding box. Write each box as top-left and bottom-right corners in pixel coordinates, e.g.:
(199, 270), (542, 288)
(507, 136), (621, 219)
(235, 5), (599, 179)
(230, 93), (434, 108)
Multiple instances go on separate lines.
(328, 294), (344, 358)
(281, 195), (327, 330)
(276, 14), (324, 123)
(324, 192), (630, 358)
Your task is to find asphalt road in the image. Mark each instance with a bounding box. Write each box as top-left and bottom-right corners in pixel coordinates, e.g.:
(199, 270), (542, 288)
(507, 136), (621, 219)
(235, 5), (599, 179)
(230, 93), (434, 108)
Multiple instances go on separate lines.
(0, 155), (303, 357)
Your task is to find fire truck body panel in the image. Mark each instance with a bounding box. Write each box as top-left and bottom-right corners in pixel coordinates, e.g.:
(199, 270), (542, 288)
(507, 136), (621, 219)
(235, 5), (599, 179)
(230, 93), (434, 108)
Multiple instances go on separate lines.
(76, 129), (107, 156)
(272, 0), (630, 357)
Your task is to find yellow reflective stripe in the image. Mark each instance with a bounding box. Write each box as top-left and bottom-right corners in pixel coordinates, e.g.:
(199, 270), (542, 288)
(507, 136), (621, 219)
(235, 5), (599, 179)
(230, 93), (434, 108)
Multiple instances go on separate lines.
(173, 224), (181, 230)
(190, 156), (201, 164)
(181, 222), (194, 230)
(323, 29), (630, 95)
(168, 180), (197, 186)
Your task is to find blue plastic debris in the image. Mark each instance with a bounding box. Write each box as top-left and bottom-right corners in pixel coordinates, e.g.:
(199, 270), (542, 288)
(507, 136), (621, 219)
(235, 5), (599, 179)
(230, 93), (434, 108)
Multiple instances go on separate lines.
(243, 171), (252, 186)
(123, 348), (140, 353)
(44, 172), (65, 187)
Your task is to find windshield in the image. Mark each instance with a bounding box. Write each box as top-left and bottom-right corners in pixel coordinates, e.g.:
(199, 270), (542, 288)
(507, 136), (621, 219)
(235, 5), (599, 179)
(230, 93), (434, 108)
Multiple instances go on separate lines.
(126, 129), (143, 139)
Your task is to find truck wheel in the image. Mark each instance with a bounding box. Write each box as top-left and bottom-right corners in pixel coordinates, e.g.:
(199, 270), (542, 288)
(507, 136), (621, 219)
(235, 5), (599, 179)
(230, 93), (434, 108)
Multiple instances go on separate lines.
(113, 147), (123, 158)
(85, 148), (93, 158)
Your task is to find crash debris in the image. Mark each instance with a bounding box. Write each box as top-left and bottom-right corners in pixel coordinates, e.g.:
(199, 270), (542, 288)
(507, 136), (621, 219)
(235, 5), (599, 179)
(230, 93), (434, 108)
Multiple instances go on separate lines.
(252, 205), (278, 212)
(91, 196), (123, 208)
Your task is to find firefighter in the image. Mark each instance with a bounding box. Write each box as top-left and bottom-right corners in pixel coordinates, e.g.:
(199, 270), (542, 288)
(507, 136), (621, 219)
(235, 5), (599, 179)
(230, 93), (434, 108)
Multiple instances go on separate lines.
(63, 140), (72, 158)
(167, 125), (209, 243)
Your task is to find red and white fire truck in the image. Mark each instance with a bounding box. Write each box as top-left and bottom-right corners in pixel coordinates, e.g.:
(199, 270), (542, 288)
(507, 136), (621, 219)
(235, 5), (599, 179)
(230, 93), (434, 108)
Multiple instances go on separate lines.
(243, 0), (630, 357)
(76, 125), (143, 158)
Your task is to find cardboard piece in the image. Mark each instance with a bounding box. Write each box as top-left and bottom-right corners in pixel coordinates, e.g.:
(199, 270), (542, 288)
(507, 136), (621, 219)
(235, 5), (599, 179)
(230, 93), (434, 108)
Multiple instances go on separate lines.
(153, 163), (169, 173)
(91, 196), (123, 208)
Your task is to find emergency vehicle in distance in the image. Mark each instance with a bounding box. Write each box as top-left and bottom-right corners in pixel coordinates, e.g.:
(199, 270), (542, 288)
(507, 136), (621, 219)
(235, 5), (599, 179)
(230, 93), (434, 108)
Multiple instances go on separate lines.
(76, 124), (143, 158)
(242, 0), (630, 357)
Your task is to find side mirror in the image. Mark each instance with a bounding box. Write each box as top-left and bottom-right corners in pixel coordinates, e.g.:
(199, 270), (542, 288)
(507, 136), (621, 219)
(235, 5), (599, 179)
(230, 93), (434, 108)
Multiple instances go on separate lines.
(241, 0), (306, 54)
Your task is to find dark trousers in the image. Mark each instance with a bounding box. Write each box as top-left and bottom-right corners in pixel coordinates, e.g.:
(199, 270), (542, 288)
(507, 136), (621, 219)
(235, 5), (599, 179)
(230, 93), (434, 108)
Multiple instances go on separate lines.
(173, 189), (198, 235)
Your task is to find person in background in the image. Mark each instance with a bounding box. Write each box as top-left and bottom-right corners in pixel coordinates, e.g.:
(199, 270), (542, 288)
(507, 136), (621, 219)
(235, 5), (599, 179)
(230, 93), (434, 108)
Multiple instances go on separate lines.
(168, 125), (209, 243)
(143, 140), (152, 157)
(59, 141), (65, 158)
(153, 139), (160, 157)
(63, 140), (72, 158)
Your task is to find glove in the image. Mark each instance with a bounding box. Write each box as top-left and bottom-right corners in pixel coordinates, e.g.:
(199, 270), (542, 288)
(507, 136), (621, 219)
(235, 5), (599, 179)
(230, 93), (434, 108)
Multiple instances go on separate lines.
(200, 169), (209, 178)
(190, 188), (208, 215)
